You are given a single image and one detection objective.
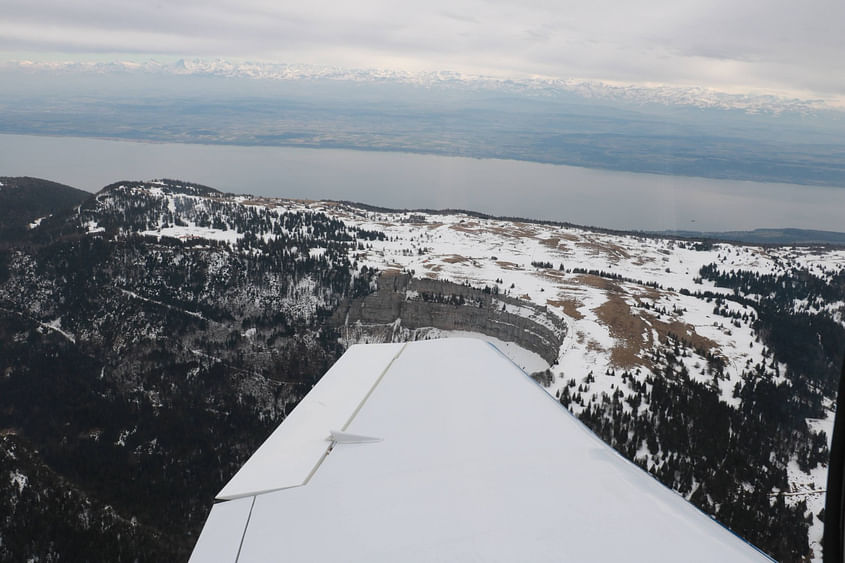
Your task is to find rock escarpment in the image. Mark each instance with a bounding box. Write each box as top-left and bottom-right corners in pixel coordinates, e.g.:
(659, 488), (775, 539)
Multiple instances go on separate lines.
(333, 272), (566, 365)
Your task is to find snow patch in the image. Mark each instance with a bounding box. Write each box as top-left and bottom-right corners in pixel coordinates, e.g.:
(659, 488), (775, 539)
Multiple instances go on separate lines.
(83, 220), (105, 234)
(42, 317), (76, 343)
(141, 225), (241, 243)
(9, 470), (27, 494)
(28, 216), (47, 229)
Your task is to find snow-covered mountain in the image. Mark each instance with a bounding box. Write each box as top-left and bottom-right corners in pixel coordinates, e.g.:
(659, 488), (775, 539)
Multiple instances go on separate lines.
(1, 177), (843, 561)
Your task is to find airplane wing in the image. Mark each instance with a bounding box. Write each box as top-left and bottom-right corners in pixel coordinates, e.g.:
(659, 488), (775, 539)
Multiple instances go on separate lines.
(190, 338), (771, 562)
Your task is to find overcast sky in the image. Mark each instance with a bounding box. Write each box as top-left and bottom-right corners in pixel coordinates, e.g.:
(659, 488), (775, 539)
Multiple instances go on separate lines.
(1, 0), (843, 102)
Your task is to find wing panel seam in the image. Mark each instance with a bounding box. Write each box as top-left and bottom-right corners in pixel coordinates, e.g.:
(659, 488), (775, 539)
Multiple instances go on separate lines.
(233, 495), (256, 563)
(218, 343), (408, 503)
(341, 342), (408, 432)
(301, 341), (407, 487)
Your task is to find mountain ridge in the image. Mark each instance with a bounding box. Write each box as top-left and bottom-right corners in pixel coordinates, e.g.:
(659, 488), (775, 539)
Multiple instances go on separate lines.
(0, 176), (91, 242)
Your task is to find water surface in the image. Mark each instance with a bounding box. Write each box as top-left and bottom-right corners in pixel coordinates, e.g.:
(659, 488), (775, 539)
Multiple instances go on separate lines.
(1, 133), (841, 232)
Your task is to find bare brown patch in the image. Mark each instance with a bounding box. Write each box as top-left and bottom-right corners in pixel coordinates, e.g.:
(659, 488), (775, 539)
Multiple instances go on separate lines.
(576, 237), (632, 264)
(487, 223), (538, 238)
(547, 298), (585, 320)
(536, 269), (567, 281)
(650, 318), (719, 354)
(449, 222), (480, 233)
(540, 237), (560, 249)
(240, 198), (271, 207)
(594, 296), (652, 369)
(593, 292), (720, 370)
(442, 254), (468, 264)
(496, 261), (522, 270)
(586, 339), (607, 354)
(573, 274), (622, 293)
(634, 286), (662, 301)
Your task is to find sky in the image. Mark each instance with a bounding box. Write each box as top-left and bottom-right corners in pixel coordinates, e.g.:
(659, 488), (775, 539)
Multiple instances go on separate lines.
(1, 0), (843, 104)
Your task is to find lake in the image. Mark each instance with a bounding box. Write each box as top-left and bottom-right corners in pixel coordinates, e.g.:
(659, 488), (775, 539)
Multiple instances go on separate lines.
(1, 133), (842, 232)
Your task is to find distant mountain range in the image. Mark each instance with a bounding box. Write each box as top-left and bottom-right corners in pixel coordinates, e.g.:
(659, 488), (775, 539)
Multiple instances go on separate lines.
(6, 58), (838, 116)
(4, 59), (845, 190)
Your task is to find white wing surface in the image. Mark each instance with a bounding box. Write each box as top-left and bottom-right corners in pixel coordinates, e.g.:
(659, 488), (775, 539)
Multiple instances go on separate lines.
(191, 338), (771, 562)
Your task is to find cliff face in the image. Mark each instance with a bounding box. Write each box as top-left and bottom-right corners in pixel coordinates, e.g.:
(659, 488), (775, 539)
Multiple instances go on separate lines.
(333, 272), (567, 365)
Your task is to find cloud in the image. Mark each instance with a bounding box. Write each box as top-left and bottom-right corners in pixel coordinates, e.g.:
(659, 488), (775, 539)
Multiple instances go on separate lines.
(1, 0), (842, 99)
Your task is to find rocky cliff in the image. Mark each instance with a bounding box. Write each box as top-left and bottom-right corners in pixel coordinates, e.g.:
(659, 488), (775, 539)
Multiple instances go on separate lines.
(333, 272), (566, 365)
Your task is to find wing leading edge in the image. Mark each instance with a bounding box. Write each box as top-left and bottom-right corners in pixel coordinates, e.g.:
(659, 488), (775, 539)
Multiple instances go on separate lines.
(191, 338), (771, 562)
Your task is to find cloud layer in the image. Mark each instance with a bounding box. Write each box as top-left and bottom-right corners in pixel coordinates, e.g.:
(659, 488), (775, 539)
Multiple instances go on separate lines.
(1, 0), (843, 99)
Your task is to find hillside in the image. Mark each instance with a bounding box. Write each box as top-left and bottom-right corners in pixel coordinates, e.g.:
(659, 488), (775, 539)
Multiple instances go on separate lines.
(1, 178), (843, 561)
(0, 176), (91, 242)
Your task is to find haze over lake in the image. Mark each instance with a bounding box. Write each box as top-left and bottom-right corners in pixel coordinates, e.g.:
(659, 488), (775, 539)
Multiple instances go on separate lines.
(1, 133), (841, 233)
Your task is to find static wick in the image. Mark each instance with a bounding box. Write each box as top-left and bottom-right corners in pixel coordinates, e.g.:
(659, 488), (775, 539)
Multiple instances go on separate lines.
(328, 430), (383, 444)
